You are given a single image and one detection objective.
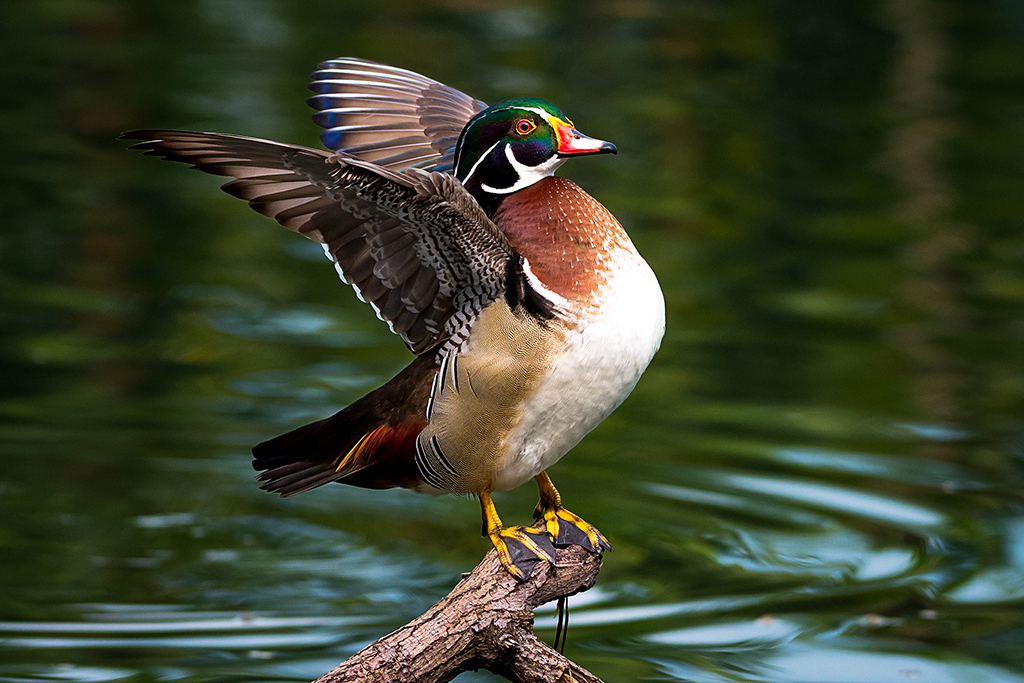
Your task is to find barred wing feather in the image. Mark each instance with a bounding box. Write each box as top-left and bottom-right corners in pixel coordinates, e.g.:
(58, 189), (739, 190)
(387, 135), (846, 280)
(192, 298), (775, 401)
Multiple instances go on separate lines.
(122, 130), (510, 355)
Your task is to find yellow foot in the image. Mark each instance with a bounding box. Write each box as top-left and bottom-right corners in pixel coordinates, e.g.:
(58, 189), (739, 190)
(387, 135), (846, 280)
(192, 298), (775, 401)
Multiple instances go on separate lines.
(535, 504), (613, 554)
(488, 525), (556, 582)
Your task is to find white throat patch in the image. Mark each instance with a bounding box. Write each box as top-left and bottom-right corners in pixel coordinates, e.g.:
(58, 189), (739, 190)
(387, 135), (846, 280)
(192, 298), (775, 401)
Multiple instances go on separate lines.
(480, 144), (566, 195)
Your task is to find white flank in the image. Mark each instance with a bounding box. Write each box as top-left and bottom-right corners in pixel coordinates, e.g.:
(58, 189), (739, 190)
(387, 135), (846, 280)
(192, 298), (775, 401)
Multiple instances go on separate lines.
(490, 249), (666, 491)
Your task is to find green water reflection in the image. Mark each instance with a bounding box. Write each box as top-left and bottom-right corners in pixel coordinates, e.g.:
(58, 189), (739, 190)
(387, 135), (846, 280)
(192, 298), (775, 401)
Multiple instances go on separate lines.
(2, 1), (1023, 682)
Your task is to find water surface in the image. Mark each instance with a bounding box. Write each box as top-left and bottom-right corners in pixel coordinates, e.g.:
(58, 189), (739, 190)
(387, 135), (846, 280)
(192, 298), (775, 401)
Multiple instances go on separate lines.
(2, 1), (1023, 682)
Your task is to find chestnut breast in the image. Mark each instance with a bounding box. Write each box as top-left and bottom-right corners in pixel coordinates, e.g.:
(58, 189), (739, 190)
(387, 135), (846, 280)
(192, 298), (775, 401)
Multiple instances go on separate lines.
(493, 176), (633, 303)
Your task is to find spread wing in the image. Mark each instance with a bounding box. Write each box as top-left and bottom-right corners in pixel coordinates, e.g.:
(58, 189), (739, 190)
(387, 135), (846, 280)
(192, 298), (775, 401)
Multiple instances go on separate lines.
(306, 58), (488, 173)
(122, 130), (511, 355)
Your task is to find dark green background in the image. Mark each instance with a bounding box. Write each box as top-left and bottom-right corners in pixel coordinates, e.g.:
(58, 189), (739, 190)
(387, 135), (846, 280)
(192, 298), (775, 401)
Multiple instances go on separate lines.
(2, 1), (1023, 681)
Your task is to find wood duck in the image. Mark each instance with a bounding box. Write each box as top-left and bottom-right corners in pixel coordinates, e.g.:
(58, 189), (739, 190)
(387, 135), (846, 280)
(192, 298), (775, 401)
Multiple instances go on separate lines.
(123, 58), (664, 581)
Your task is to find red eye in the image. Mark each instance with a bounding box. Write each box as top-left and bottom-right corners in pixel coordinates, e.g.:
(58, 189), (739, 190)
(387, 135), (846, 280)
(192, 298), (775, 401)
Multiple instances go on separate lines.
(515, 119), (536, 135)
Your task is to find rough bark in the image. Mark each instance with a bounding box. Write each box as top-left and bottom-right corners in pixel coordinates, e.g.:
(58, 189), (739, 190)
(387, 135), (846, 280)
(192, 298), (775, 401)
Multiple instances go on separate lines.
(313, 544), (604, 683)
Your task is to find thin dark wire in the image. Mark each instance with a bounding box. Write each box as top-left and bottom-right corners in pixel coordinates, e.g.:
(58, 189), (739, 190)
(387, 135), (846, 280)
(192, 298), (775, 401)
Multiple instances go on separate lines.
(560, 597), (569, 653)
(554, 597), (565, 652)
(554, 596), (569, 654)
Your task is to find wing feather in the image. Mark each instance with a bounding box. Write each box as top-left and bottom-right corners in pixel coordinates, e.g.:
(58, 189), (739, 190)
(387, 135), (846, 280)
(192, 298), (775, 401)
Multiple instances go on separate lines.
(122, 129), (511, 354)
(308, 58), (487, 172)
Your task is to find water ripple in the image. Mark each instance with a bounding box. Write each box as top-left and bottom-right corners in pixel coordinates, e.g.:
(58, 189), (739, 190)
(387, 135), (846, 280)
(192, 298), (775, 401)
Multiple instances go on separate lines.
(715, 472), (944, 529)
(0, 612), (376, 652)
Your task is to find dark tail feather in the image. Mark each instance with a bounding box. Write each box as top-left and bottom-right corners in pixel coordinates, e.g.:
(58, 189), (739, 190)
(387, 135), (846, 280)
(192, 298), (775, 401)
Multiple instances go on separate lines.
(252, 407), (376, 496)
(252, 353), (436, 496)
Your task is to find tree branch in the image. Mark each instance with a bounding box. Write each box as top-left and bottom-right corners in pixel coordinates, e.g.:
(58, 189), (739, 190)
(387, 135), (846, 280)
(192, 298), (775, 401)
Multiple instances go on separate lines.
(313, 544), (605, 683)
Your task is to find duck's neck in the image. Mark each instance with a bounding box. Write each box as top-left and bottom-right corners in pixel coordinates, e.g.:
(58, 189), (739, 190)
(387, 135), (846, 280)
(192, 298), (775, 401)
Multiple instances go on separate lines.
(461, 176), (508, 219)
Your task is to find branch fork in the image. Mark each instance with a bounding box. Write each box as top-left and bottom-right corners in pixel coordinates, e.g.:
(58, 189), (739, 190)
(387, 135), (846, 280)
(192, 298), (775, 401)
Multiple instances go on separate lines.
(313, 544), (606, 683)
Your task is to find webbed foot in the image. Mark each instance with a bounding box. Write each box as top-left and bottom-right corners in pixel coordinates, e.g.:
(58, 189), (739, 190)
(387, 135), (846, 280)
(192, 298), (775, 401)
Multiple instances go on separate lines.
(488, 524), (556, 581)
(534, 472), (613, 554)
(535, 504), (613, 553)
(480, 490), (556, 581)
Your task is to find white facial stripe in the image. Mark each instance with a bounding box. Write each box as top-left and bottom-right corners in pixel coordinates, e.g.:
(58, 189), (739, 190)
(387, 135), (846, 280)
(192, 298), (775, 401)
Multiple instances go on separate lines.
(516, 106), (565, 131)
(460, 106), (571, 192)
(481, 143), (566, 194)
(457, 139), (502, 184)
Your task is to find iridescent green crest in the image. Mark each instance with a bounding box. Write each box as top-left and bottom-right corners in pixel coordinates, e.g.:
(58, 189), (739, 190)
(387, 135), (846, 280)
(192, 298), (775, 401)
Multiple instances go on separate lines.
(453, 98), (569, 183)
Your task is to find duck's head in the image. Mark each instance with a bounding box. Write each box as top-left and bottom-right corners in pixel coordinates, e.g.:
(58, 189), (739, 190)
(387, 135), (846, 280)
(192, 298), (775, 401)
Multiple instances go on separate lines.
(453, 98), (616, 205)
